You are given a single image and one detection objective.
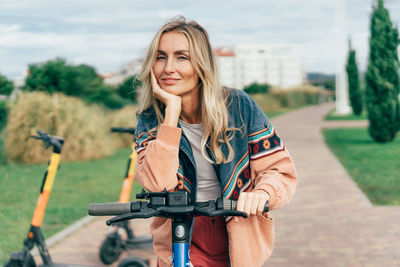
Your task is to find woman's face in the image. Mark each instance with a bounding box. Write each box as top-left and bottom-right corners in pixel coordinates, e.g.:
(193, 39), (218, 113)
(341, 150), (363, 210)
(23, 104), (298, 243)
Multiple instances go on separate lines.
(153, 31), (199, 97)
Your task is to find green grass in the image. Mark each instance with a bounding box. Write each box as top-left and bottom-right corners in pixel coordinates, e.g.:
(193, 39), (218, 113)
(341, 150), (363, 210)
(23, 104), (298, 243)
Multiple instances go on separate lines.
(0, 148), (143, 264)
(0, 131), (5, 165)
(265, 110), (289, 118)
(324, 109), (367, 120)
(323, 128), (400, 206)
(265, 107), (301, 119)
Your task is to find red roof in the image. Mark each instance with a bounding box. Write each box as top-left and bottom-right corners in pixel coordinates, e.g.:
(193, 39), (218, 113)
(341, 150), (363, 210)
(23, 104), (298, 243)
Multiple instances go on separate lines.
(214, 48), (235, 57)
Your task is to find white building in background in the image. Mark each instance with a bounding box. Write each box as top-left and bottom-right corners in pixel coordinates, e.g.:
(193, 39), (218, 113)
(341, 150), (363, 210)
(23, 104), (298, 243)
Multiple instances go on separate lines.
(102, 58), (143, 85)
(215, 44), (305, 90)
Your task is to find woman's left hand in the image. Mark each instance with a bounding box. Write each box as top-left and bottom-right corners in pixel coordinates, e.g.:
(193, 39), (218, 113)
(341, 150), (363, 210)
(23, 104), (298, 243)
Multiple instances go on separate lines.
(236, 190), (270, 217)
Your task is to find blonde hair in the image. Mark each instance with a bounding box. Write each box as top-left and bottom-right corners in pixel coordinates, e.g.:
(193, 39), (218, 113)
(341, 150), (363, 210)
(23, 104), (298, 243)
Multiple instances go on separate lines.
(137, 16), (234, 164)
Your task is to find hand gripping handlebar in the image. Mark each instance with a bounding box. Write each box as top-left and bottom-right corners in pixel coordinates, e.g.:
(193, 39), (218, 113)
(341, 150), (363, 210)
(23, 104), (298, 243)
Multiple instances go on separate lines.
(88, 190), (269, 225)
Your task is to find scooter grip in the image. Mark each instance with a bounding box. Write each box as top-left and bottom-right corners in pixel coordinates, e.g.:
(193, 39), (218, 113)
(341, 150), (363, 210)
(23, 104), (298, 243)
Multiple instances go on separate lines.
(217, 198), (269, 213)
(88, 202), (131, 216)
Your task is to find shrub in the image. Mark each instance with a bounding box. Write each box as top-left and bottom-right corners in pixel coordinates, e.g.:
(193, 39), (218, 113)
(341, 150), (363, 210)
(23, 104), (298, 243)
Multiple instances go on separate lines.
(0, 100), (9, 130)
(117, 75), (141, 103)
(87, 85), (127, 110)
(0, 73), (14, 96)
(243, 83), (270, 94)
(270, 85), (322, 108)
(5, 92), (114, 163)
(108, 105), (138, 148)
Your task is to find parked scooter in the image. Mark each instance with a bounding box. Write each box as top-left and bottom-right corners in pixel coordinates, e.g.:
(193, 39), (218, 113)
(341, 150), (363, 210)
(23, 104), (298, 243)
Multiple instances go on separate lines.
(3, 130), (148, 267)
(98, 127), (152, 265)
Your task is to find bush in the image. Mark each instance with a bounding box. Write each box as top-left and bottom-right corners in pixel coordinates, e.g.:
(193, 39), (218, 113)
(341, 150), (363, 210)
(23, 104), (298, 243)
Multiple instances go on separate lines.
(243, 83), (270, 94)
(270, 85), (322, 108)
(108, 105), (138, 148)
(118, 75), (141, 103)
(250, 84), (328, 112)
(0, 73), (14, 96)
(5, 92), (115, 163)
(0, 100), (9, 130)
(0, 130), (5, 165)
(23, 58), (129, 109)
(87, 85), (127, 109)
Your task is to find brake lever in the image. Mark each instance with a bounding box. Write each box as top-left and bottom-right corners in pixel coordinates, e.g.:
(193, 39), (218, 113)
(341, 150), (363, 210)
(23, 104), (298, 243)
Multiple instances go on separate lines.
(195, 203), (248, 218)
(106, 208), (158, 225)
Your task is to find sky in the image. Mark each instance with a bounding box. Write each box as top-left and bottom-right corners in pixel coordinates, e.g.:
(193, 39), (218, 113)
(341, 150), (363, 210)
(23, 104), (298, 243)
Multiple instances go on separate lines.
(1, 0), (400, 80)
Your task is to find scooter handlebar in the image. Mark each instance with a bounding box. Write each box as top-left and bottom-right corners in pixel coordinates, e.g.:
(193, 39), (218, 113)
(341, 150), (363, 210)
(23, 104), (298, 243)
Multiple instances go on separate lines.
(110, 127), (135, 135)
(88, 202), (132, 216)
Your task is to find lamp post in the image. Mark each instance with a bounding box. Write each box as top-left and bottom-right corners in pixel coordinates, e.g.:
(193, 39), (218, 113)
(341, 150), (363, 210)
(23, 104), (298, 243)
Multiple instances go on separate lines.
(335, 0), (351, 114)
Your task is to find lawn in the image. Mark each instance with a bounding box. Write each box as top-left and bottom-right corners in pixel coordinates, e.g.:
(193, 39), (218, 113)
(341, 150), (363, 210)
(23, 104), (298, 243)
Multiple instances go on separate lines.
(323, 128), (400, 205)
(324, 109), (367, 120)
(0, 148), (143, 264)
(266, 109), (290, 118)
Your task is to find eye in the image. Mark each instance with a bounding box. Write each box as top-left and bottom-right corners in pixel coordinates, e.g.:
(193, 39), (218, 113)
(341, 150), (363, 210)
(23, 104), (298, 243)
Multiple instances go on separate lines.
(156, 55), (166, 61)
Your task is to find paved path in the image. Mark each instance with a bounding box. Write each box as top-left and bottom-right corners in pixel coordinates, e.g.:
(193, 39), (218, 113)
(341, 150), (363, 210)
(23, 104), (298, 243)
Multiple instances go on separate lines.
(35, 103), (400, 266)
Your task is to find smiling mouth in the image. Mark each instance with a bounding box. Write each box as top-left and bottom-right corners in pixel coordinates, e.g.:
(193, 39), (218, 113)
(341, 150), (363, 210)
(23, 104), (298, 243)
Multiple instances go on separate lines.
(161, 78), (180, 85)
(161, 78), (180, 81)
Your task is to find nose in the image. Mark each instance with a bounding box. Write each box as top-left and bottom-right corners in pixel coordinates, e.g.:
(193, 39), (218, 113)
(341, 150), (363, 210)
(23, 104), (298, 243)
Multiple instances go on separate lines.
(164, 58), (175, 74)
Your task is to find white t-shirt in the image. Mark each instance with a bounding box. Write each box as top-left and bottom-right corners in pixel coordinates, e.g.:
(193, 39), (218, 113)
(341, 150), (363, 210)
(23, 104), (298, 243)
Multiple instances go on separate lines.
(179, 119), (222, 202)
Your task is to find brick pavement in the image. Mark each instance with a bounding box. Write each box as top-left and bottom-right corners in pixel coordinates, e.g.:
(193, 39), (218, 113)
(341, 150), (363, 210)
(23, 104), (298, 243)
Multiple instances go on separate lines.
(35, 103), (400, 266)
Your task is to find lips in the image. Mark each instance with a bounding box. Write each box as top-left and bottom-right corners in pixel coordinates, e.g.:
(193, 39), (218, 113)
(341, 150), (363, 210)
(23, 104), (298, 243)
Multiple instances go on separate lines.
(161, 77), (180, 85)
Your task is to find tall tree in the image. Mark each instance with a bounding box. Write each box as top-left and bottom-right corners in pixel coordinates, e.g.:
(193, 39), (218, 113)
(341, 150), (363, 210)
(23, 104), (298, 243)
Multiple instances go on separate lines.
(346, 42), (363, 115)
(365, 0), (400, 142)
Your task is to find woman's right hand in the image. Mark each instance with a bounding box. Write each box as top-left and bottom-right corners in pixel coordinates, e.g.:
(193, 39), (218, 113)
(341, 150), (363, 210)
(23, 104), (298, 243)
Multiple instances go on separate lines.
(151, 70), (181, 127)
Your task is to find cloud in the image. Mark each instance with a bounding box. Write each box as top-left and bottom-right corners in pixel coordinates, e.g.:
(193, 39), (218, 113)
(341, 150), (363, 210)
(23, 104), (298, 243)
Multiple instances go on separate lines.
(0, 0), (399, 79)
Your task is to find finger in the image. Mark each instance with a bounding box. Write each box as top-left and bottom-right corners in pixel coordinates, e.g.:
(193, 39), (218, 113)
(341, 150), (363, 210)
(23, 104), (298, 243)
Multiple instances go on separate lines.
(236, 192), (247, 213)
(256, 194), (267, 214)
(250, 194), (259, 215)
(243, 194), (253, 216)
(150, 69), (157, 85)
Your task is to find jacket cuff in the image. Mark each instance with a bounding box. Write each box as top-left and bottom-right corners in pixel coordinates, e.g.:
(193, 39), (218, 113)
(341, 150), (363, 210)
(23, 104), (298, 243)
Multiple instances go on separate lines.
(253, 183), (277, 208)
(157, 124), (182, 147)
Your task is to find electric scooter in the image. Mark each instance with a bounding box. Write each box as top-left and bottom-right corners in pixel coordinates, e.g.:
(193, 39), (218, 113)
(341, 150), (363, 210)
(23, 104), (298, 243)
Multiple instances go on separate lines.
(4, 130), (64, 267)
(98, 127), (152, 265)
(89, 189), (269, 267)
(4, 130), (148, 267)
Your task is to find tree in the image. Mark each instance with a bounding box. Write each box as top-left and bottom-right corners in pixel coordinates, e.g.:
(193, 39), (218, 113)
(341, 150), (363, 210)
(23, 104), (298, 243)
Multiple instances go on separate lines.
(346, 42), (363, 115)
(243, 82), (270, 94)
(117, 75), (141, 103)
(24, 58), (103, 96)
(23, 58), (124, 109)
(365, 0), (400, 142)
(0, 73), (14, 96)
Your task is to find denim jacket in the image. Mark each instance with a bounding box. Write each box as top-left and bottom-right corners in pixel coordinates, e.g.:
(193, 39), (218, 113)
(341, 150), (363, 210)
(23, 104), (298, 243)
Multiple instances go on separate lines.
(136, 88), (286, 203)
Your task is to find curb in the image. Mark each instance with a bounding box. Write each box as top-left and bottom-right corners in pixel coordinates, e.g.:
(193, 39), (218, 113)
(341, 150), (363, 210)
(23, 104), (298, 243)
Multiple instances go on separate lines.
(31, 215), (96, 256)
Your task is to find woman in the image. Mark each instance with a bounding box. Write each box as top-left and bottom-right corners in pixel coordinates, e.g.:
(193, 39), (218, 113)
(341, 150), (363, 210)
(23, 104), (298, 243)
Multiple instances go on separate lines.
(134, 16), (297, 267)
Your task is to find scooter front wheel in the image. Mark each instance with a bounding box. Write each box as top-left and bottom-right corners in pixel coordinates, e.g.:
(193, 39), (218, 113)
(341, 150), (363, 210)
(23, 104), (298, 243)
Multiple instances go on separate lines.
(4, 251), (37, 267)
(117, 256), (148, 267)
(99, 231), (123, 264)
